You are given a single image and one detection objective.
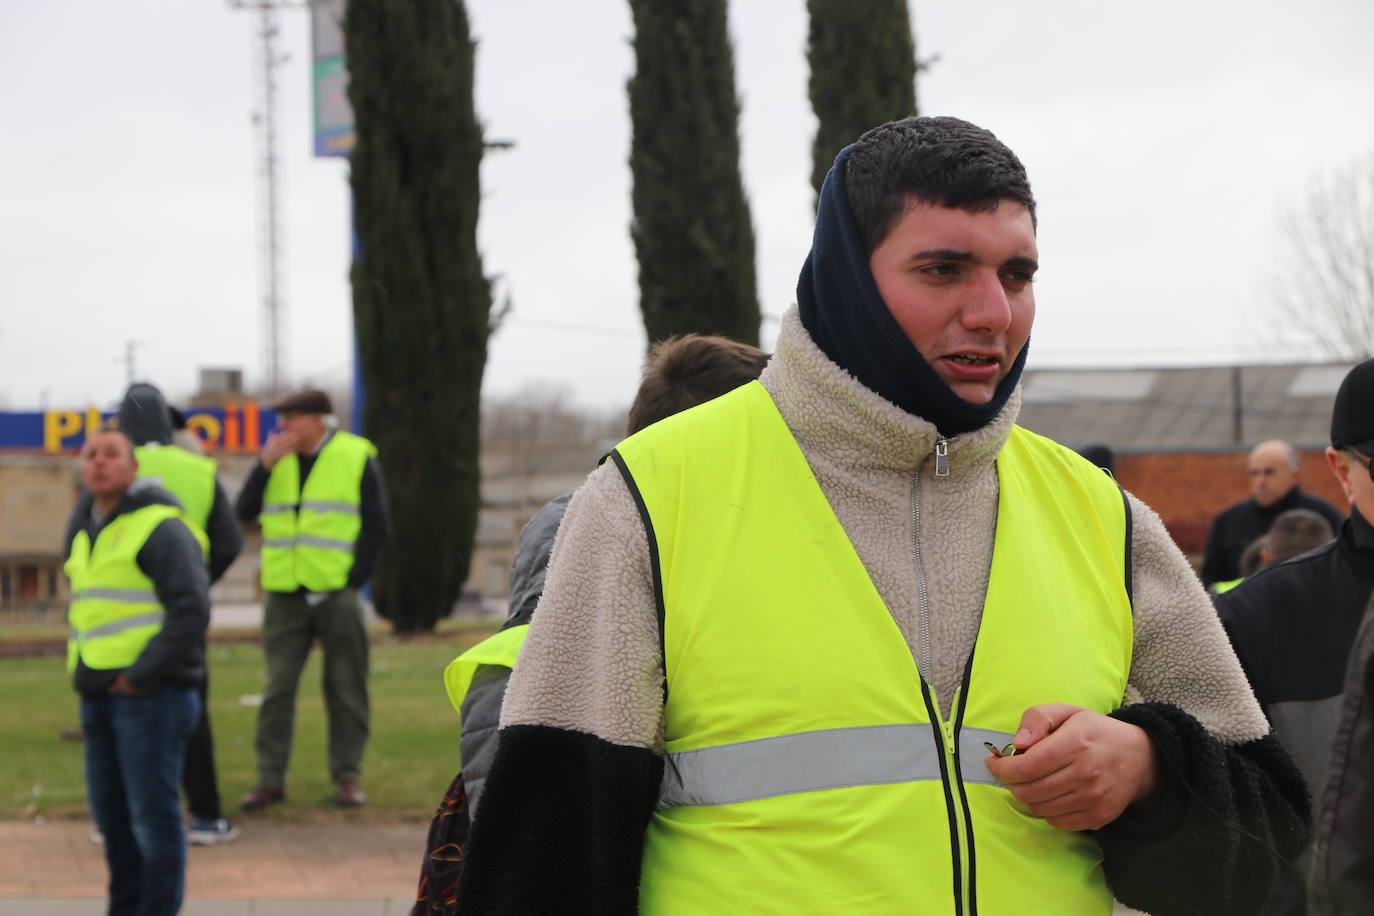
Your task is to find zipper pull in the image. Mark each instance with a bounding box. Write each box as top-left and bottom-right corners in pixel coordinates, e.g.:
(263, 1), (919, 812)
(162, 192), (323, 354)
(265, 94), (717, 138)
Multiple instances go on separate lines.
(935, 438), (950, 477)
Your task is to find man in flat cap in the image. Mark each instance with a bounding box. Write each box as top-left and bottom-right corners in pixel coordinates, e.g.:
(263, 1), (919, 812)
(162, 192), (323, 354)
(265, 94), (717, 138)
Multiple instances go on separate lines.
(235, 388), (388, 809)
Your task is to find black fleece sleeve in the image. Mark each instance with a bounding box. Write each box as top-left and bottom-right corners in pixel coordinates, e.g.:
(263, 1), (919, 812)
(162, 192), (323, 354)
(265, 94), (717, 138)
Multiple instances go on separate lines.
(456, 725), (664, 914)
(125, 518), (211, 690)
(235, 461), (270, 523)
(346, 457), (388, 588)
(205, 479), (243, 583)
(1098, 702), (1311, 916)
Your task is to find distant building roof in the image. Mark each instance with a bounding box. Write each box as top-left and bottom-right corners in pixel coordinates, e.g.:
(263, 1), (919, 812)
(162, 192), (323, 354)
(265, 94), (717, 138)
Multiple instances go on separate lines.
(1018, 362), (1354, 452)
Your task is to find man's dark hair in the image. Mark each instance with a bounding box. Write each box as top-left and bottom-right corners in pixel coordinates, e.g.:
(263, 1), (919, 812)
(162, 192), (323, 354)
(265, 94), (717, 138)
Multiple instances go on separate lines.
(626, 334), (770, 435)
(844, 116), (1037, 254)
(1266, 508), (1335, 564)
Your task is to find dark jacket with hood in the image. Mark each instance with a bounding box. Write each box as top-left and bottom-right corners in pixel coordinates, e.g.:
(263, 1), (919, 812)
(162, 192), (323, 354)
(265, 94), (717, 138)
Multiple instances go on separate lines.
(63, 483), (211, 696)
(117, 383), (242, 583)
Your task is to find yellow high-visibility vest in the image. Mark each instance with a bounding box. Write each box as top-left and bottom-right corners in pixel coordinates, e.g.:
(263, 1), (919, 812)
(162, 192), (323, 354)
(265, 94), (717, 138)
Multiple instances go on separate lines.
(260, 431), (375, 592)
(612, 381), (1132, 915)
(65, 504), (207, 674)
(134, 443), (216, 532)
(443, 625), (529, 769)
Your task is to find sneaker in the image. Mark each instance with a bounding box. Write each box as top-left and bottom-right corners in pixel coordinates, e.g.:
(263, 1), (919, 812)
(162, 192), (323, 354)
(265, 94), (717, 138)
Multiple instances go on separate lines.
(89, 829), (103, 845)
(188, 817), (240, 846)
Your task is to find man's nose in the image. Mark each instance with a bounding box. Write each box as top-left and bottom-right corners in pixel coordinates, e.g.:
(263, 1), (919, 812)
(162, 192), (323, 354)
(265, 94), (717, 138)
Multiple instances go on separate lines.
(960, 270), (1013, 333)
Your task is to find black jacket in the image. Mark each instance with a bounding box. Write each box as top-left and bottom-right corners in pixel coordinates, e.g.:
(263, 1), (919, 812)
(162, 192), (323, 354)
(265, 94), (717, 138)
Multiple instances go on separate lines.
(1217, 511), (1374, 790)
(117, 383), (243, 583)
(1309, 593), (1374, 915)
(235, 431), (389, 590)
(63, 485), (211, 696)
(1215, 510), (1374, 915)
(1201, 486), (1345, 586)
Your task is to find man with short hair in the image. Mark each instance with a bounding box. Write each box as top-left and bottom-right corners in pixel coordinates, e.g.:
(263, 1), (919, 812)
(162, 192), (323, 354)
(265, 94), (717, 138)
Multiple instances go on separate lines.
(236, 388), (388, 810)
(1219, 360), (1374, 914)
(456, 117), (1308, 914)
(64, 427), (210, 915)
(116, 382), (243, 845)
(1202, 439), (1344, 587)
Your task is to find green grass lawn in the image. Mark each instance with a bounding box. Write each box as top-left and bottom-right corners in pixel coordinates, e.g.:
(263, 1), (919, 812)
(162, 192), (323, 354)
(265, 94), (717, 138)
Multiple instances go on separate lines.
(6, 631), (494, 823)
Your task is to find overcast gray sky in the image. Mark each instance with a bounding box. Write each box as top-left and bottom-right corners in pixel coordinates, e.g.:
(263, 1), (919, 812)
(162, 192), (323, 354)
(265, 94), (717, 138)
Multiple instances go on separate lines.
(1, 0), (1371, 412)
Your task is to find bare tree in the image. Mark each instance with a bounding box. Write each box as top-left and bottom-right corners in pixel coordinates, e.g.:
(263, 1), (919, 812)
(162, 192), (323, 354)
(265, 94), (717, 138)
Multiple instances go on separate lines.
(1269, 153), (1374, 361)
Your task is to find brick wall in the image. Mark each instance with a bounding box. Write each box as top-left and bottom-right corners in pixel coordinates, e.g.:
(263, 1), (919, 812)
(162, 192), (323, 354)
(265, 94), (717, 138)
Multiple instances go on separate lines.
(1114, 450), (1348, 560)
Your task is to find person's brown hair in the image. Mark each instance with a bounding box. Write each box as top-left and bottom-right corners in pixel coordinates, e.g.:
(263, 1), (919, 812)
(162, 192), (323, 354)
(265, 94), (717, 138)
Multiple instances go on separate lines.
(1266, 508), (1335, 565)
(626, 334), (770, 435)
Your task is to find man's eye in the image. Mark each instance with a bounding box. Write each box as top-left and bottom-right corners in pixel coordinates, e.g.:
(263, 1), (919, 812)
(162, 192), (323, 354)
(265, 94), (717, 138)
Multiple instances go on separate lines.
(920, 263), (959, 277)
(1004, 270), (1036, 285)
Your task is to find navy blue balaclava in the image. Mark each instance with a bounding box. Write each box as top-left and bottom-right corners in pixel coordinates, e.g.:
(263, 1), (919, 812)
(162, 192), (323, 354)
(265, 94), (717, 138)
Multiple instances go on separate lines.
(797, 147), (1028, 437)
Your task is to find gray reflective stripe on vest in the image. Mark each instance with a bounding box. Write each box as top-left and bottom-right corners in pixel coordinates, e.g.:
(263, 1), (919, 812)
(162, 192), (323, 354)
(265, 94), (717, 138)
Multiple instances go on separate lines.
(657, 723), (1017, 809)
(75, 610), (166, 640)
(71, 588), (159, 603)
(263, 536), (355, 551)
(261, 503), (295, 515)
(299, 501), (359, 515)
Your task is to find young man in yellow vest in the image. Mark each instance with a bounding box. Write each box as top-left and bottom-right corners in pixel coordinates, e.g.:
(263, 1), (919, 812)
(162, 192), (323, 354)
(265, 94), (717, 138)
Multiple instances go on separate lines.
(116, 382), (243, 846)
(455, 117), (1309, 914)
(235, 387), (387, 810)
(63, 427), (210, 915)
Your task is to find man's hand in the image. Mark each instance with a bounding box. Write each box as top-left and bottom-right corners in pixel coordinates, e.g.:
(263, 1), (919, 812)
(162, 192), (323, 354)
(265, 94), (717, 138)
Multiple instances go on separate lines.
(984, 703), (1161, 831)
(108, 674), (145, 696)
(259, 429), (298, 469)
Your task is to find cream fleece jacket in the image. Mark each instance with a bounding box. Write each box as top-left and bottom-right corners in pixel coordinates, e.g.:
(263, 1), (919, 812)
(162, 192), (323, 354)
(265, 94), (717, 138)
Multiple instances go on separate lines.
(502, 307), (1268, 757)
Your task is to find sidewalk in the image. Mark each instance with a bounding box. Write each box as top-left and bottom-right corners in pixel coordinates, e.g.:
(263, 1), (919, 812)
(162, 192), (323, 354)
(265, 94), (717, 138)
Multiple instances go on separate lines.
(0, 819), (425, 915)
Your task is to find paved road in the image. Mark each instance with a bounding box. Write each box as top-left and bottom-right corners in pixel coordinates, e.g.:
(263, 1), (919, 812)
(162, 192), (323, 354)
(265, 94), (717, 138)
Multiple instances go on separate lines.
(0, 819), (426, 915)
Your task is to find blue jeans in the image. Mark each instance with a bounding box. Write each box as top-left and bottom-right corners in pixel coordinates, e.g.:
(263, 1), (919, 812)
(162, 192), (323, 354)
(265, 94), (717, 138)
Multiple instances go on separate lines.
(81, 685), (199, 916)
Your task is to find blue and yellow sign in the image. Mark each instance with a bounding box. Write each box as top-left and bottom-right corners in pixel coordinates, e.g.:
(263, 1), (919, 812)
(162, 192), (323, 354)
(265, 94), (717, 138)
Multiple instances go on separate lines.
(0, 402), (276, 454)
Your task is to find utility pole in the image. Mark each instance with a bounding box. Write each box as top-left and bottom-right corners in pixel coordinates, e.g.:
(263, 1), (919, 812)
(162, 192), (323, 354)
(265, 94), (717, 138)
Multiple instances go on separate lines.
(230, 1), (299, 396)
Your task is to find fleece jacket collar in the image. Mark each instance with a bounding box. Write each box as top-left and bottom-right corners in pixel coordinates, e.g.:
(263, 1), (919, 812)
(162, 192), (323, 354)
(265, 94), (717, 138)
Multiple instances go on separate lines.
(765, 307), (1020, 478)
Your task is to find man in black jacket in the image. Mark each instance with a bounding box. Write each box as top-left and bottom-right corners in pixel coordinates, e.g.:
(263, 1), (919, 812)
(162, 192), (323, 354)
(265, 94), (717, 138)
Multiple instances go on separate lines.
(116, 382), (243, 845)
(64, 427), (210, 916)
(1202, 439), (1344, 587)
(1218, 359), (1374, 915)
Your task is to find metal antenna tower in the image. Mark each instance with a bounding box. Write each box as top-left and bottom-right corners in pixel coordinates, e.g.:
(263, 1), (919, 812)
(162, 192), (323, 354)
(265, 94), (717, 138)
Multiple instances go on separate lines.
(231, 1), (296, 396)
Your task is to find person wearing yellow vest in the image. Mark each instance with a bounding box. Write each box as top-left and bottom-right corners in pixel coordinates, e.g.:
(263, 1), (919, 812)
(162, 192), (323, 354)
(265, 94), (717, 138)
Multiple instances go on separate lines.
(63, 427), (211, 916)
(116, 382), (244, 847)
(455, 117), (1310, 915)
(235, 387), (388, 811)
(414, 336), (771, 913)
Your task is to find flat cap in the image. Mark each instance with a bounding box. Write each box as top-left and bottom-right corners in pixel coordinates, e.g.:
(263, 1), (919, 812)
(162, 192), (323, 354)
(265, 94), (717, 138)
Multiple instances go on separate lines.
(270, 387), (333, 415)
(1331, 358), (1374, 453)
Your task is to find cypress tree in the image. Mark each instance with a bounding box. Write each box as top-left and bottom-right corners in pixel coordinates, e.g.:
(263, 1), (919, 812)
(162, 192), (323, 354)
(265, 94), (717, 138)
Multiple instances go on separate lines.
(807, 0), (919, 197)
(627, 0), (760, 347)
(345, 0), (489, 633)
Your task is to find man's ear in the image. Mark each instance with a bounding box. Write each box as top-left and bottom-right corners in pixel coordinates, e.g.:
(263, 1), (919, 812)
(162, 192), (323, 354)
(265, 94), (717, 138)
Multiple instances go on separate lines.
(1326, 447), (1355, 503)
